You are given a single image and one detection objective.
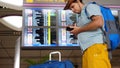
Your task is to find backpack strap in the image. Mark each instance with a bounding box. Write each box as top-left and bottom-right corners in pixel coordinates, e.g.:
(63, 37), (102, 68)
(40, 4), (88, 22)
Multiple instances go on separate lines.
(84, 2), (97, 18)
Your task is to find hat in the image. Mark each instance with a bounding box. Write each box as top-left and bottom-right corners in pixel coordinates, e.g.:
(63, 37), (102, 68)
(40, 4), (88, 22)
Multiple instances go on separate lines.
(64, 0), (75, 10)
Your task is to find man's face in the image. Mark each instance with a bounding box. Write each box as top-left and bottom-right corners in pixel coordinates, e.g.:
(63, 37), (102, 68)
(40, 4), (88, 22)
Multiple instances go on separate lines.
(69, 2), (81, 14)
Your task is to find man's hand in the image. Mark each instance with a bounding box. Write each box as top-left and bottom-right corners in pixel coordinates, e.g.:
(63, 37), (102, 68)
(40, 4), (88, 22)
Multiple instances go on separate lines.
(69, 26), (81, 36)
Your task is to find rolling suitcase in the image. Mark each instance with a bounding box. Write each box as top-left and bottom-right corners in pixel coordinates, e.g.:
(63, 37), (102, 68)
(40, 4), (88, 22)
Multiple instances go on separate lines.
(29, 51), (74, 68)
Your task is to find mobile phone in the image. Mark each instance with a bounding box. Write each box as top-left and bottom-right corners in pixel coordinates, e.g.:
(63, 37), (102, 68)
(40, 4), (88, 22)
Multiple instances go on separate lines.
(66, 27), (74, 31)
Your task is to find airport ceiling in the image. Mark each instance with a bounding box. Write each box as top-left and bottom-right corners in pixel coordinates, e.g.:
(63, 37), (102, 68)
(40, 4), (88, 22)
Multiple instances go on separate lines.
(0, 6), (22, 18)
(0, 6), (22, 36)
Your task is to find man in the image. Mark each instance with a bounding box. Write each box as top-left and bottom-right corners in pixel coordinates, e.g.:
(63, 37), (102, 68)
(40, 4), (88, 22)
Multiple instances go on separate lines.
(64, 0), (111, 68)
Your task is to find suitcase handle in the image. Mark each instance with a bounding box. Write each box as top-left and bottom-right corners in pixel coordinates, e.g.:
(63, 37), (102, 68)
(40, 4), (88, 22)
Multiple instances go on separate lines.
(49, 51), (61, 62)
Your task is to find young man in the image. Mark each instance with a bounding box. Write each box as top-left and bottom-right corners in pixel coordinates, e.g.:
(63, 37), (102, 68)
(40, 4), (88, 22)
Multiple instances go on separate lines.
(64, 0), (111, 68)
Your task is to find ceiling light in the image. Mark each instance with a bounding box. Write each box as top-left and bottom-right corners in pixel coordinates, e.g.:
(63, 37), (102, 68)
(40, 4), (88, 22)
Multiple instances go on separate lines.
(0, 0), (23, 10)
(0, 16), (22, 31)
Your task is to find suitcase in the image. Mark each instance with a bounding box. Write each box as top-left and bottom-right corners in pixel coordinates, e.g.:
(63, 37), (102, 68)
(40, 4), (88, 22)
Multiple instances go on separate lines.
(29, 51), (74, 68)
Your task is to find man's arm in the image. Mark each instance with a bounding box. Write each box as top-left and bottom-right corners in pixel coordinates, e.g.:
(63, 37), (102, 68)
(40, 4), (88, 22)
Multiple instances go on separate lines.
(70, 15), (104, 35)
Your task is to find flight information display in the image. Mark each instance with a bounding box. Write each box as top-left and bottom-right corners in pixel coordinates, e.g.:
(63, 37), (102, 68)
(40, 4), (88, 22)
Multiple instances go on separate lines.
(22, 7), (79, 49)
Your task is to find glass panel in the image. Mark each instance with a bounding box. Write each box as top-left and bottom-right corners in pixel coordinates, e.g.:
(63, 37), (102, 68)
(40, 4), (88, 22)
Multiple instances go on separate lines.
(24, 28), (57, 46)
(58, 28), (78, 46)
(24, 8), (56, 26)
(58, 10), (78, 46)
(58, 10), (77, 26)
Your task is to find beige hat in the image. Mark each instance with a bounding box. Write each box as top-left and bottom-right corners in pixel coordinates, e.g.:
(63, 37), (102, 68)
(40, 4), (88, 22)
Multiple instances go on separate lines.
(64, 0), (75, 10)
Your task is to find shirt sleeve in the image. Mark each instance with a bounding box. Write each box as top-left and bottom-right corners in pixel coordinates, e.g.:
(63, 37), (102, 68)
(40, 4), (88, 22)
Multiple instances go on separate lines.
(86, 3), (102, 18)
